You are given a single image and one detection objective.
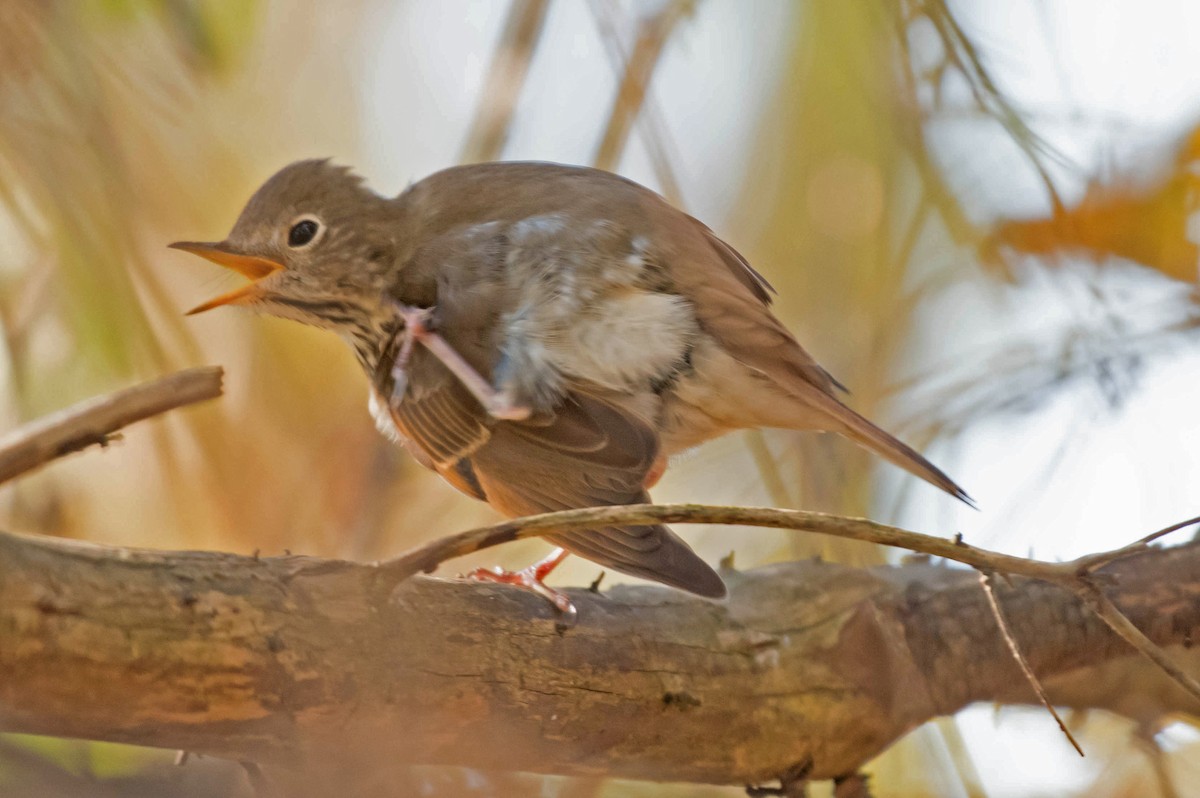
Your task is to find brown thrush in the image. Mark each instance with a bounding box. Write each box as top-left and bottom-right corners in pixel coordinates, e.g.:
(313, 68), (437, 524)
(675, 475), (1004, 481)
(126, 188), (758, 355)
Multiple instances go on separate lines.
(172, 160), (969, 607)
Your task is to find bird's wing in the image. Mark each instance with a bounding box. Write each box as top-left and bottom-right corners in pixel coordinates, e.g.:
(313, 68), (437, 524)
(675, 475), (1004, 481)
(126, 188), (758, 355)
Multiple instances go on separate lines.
(676, 217), (846, 396)
(382, 350), (722, 596)
(663, 215), (970, 503)
(467, 393), (725, 598)
(377, 347), (493, 501)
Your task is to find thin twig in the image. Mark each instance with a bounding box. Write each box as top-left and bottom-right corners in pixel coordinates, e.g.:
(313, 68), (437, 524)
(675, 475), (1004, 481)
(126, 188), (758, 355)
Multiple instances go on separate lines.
(1071, 513), (1200, 574)
(923, 0), (1069, 215)
(458, 0), (552, 163)
(1076, 581), (1200, 704)
(587, 0), (686, 203)
(889, 3), (982, 249)
(378, 502), (1074, 583)
(744, 430), (796, 508)
(0, 366), (223, 484)
(592, 0), (695, 174)
(980, 571), (1084, 756)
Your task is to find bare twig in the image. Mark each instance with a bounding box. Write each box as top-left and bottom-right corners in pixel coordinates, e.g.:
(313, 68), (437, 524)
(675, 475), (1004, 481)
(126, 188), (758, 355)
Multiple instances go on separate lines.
(1076, 582), (1200, 703)
(592, 0), (694, 174)
(378, 503), (1077, 584)
(921, 0), (1069, 215)
(890, 20), (982, 249)
(0, 366), (223, 484)
(744, 429), (797, 508)
(587, 0), (686, 203)
(980, 571), (1084, 756)
(458, 0), (552, 163)
(1071, 513), (1200, 574)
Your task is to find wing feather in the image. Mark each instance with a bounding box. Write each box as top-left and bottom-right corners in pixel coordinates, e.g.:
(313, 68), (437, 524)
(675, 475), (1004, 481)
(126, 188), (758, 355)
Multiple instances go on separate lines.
(468, 395), (724, 597)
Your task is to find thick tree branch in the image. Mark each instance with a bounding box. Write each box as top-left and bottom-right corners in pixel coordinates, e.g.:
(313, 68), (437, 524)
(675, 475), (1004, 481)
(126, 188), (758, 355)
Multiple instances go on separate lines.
(0, 528), (1195, 794)
(0, 366), (224, 484)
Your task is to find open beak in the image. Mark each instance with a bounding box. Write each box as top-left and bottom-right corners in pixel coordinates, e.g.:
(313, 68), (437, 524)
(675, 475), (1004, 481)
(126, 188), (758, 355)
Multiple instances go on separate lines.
(169, 241), (285, 315)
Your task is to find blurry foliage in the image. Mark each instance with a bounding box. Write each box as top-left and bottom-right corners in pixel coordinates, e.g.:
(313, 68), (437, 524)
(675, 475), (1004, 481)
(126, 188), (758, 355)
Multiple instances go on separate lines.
(988, 123), (1200, 283)
(85, 0), (259, 73)
(0, 0), (1197, 796)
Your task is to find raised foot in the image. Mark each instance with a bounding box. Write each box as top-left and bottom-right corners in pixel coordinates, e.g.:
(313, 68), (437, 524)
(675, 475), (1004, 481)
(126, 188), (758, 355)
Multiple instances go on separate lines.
(483, 393), (533, 421)
(466, 548), (576, 626)
(389, 301), (532, 421)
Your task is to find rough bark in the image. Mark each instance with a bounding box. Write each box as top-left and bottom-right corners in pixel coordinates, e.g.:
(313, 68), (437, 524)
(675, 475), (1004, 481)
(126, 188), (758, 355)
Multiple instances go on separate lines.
(0, 528), (1196, 793)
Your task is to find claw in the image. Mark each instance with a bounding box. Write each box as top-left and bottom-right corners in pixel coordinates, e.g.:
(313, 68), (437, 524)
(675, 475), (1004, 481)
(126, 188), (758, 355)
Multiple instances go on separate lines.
(484, 393), (533, 421)
(465, 548), (576, 626)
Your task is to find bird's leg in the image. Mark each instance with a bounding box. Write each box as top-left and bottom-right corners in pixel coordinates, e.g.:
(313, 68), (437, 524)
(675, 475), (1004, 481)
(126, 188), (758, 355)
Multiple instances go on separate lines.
(387, 309), (422, 403)
(643, 455), (668, 489)
(390, 302), (531, 421)
(466, 548), (577, 625)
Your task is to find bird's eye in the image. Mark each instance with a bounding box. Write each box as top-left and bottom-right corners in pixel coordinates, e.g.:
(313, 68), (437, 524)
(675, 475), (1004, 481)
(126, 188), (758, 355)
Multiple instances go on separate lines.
(287, 217), (322, 248)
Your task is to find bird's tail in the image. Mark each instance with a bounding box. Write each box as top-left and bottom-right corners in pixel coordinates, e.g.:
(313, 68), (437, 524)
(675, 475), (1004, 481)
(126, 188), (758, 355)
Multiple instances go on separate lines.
(545, 525), (727, 599)
(809, 393), (973, 506)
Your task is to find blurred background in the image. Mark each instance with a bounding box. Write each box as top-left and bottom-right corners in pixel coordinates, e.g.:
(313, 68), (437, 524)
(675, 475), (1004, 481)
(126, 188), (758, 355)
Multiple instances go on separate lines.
(1, 0), (1199, 795)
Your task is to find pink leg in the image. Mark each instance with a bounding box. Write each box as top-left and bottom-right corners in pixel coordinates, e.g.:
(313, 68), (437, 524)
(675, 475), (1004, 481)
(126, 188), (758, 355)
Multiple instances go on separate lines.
(466, 548), (577, 624)
(391, 303), (531, 421)
(387, 311), (421, 402)
(643, 455), (668, 489)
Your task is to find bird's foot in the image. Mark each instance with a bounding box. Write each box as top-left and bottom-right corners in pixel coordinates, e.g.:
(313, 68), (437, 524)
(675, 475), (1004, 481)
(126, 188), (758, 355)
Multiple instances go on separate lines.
(643, 454), (668, 489)
(465, 548), (576, 627)
(389, 301), (532, 421)
(387, 306), (429, 403)
(480, 390), (533, 421)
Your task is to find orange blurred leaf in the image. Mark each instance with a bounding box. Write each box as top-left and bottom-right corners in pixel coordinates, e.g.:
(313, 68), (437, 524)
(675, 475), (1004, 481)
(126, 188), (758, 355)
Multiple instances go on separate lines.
(988, 130), (1200, 283)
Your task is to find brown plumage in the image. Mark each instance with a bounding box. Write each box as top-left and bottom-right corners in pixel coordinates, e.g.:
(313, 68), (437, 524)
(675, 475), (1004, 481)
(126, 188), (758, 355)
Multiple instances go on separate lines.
(172, 159), (970, 601)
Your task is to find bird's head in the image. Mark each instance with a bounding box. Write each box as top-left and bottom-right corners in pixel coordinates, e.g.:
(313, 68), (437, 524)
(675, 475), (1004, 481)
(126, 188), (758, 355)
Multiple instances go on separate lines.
(171, 159), (399, 341)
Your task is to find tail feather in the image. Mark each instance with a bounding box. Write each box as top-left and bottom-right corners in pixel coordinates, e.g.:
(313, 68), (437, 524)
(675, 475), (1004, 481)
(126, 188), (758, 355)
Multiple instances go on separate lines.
(813, 395), (974, 506)
(545, 526), (727, 599)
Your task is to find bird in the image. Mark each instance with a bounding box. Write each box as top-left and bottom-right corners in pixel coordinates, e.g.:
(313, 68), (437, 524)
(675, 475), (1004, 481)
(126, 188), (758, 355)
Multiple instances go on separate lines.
(172, 159), (969, 612)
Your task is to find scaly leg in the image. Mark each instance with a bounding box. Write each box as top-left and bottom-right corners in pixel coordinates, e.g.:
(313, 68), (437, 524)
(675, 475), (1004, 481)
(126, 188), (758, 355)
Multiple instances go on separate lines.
(390, 303), (531, 421)
(466, 548), (577, 625)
